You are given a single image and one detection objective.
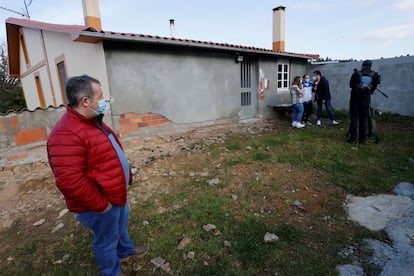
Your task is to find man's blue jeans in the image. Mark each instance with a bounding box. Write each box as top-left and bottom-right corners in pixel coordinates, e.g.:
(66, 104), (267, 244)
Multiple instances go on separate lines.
(76, 203), (135, 276)
(316, 99), (335, 121)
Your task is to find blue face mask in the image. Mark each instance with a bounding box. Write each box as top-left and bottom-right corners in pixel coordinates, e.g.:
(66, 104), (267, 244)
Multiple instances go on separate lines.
(95, 99), (107, 115)
(89, 98), (107, 116)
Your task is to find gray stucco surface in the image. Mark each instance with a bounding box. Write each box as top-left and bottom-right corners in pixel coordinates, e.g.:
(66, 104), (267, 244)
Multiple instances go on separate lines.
(307, 56), (414, 116)
(105, 49), (240, 124)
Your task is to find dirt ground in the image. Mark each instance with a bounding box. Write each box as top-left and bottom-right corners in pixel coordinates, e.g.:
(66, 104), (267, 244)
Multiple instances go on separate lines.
(0, 119), (338, 238)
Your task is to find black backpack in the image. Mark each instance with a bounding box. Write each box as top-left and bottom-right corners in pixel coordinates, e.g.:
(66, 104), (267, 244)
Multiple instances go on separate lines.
(356, 70), (375, 95)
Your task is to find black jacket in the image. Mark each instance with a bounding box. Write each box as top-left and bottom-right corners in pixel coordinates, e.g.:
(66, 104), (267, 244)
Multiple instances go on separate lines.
(313, 76), (331, 102)
(349, 68), (380, 98)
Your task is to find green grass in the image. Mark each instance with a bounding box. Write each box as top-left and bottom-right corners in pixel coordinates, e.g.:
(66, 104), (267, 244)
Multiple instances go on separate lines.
(1, 112), (413, 275)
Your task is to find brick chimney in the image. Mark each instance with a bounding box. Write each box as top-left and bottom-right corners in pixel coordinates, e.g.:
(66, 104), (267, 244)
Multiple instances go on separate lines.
(82, 0), (102, 31)
(272, 6), (286, 52)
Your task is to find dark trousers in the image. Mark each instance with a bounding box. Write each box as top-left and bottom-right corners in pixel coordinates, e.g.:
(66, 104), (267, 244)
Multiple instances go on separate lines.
(316, 100), (335, 121)
(349, 96), (370, 143)
(302, 101), (313, 122)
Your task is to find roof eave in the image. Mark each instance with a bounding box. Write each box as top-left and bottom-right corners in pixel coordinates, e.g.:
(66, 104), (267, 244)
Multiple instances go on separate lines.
(78, 31), (310, 60)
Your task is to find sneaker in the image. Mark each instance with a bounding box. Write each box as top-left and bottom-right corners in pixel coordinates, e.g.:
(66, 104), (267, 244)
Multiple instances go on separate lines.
(292, 121), (297, 127)
(332, 120), (339, 125)
(306, 121), (313, 126)
(120, 244), (149, 262)
(316, 120), (321, 126)
(296, 123), (305, 128)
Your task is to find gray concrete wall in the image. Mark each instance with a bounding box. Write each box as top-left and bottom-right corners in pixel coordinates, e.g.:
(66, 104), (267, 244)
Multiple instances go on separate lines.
(105, 47), (241, 129)
(259, 59), (308, 119)
(307, 56), (414, 116)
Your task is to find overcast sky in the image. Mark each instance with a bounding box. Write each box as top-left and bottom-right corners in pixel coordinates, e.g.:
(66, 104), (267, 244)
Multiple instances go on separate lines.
(0, 0), (413, 60)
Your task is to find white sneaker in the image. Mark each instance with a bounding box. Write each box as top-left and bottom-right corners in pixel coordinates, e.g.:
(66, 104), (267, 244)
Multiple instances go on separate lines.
(316, 120), (321, 126)
(292, 121), (297, 127)
(332, 120), (339, 125)
(296, 123), (305, 128)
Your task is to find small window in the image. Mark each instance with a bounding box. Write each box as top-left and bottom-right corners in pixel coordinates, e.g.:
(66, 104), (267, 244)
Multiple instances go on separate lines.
(20, 33), (30, 68)
(56, 60), (68, 104)
(277, 63), (289, 89)
(34, 73), (46, 108)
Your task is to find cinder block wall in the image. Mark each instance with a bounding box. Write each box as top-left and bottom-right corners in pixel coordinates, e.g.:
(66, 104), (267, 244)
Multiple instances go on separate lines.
(307, 56), (414, 116)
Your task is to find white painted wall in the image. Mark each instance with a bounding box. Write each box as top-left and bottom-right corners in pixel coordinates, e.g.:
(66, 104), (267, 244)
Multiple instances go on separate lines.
(19, 28), (110, 110)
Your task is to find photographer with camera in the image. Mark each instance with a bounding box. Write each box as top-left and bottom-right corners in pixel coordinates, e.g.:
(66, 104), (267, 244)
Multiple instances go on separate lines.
(348, 60), (381, 144)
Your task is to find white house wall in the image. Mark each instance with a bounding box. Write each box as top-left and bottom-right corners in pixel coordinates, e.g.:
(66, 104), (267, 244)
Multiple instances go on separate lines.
(21, 28), (44, 65)
(20, 66), (49, 108)
(19, 29), (47, 109)
(19, 28), (110, 110)
(41, 33), (110, 100)
(105, 48), (240, 124)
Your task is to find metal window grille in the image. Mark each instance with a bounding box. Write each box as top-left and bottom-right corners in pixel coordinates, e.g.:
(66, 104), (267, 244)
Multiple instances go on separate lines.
(241, 91), (251, 106)
(241, 59), (251, 106)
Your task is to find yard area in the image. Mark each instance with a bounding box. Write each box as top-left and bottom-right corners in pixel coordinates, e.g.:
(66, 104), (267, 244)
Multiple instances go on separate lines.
(0, 111), (413, 275)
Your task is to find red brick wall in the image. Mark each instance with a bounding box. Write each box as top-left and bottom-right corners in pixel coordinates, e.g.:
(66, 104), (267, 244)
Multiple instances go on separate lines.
(119, 112), (171, 135)
(14, 128), (48, 146)
(0, 111), (172, 163)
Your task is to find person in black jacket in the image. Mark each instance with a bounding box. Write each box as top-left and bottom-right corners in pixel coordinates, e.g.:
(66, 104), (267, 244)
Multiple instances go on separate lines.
(348, 60), (380, 144)
(312, 70), (338, 126)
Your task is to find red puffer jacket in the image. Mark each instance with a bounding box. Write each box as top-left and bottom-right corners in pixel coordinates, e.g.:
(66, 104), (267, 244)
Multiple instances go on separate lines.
(47, 106), (132, 213)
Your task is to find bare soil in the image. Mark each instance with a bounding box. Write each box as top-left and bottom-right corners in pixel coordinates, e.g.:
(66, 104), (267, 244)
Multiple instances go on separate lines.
(0, 119), (345, 264)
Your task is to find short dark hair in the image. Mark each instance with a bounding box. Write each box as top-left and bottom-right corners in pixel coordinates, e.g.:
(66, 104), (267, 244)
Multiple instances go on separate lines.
(65, 75), (101, 107)
(313, 70), (321, 76)
(362, 60), (372, 68)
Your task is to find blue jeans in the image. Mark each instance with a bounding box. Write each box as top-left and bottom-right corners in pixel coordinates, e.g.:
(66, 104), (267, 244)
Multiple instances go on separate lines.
(76, 203), (135, 276)
(316, 100), (335, 121)
(292, 103), (304, 123)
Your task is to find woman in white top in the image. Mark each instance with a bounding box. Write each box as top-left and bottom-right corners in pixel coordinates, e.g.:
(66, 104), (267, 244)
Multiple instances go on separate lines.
(290, 76), (305, 128)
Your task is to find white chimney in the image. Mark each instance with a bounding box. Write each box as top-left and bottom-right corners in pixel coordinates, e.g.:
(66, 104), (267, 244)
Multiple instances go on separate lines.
(272, 6), (286, 52)
(169, 19), (175, 37)
(82, 0), (102, 31)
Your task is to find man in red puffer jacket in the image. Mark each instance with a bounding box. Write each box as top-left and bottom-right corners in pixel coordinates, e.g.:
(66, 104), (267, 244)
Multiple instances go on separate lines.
(47, 75), (148, 276)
